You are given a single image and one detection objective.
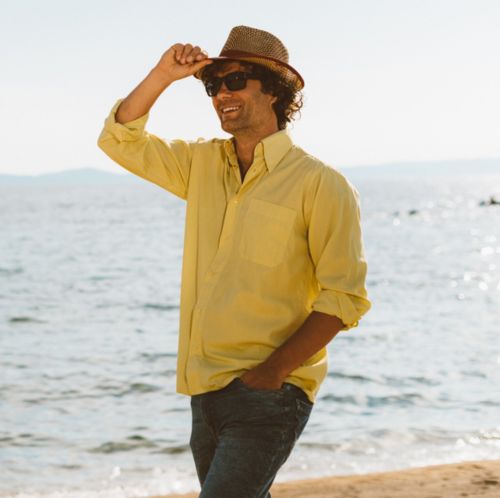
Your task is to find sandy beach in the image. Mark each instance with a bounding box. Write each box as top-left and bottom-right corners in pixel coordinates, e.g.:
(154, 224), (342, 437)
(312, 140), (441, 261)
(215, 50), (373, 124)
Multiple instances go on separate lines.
(155, 460), (500, 498)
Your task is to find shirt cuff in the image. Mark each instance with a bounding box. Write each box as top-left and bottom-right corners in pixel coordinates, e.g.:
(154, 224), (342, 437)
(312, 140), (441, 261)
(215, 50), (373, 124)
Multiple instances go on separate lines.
(102, 99), (150, 142)
(311, 289), (371, 330)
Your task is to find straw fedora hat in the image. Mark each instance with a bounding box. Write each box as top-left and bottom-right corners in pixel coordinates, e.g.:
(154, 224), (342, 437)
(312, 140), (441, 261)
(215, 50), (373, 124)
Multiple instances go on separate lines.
(195, 25), (304, 90)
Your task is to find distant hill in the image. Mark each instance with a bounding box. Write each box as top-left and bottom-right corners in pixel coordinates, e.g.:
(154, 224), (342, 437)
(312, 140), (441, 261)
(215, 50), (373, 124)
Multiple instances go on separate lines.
(1, 159), (499, 185)
(342, 158), (500, 179)
(0, 168), (138, 185)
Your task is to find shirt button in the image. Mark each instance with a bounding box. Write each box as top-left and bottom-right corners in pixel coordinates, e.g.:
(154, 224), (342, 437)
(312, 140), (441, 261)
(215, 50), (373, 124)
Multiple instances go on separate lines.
(233, 198), (239, 204)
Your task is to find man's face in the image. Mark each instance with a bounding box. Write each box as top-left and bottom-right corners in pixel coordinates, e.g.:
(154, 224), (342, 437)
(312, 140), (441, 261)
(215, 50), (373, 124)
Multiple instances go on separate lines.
(210, 62), (278, 136)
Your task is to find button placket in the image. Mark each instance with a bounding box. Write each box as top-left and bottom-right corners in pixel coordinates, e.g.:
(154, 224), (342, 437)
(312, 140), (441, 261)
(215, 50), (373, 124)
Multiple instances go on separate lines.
(217, 194), (240, 248)
(194, 164), (264, 320)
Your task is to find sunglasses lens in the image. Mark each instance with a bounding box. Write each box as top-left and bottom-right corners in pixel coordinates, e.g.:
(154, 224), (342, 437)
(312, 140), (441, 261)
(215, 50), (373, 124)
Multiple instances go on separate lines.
(225, 72), (248, 92)
(204, 78), (222, 97)
(204, 71), (256, 96)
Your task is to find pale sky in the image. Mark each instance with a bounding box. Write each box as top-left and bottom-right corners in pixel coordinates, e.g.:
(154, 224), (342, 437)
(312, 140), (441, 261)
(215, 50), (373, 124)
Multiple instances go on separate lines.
(1, 0), (499, 175)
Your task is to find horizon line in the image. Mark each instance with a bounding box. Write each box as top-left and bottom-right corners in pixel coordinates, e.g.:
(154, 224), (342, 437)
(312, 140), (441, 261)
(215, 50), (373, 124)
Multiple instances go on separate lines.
(1, 156), (500, 178)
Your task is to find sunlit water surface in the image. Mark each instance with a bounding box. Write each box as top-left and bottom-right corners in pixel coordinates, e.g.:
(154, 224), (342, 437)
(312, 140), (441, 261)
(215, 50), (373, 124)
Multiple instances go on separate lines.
(1, 171), (499, 497)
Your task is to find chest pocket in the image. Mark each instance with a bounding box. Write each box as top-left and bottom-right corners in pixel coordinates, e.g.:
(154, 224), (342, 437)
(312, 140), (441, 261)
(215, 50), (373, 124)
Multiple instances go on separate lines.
(239, 199), (297, 268)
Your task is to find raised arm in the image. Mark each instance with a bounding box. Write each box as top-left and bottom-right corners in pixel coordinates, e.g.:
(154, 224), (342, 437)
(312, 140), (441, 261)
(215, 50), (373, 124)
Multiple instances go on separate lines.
(97, 43), (213, 199)
(115, 43), (213, 123)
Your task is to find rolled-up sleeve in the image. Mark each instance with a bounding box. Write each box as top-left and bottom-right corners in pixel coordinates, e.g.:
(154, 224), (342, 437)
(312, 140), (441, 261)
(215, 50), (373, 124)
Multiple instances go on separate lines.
(97, 99), (194, 200)
(306, 166), (371, 330)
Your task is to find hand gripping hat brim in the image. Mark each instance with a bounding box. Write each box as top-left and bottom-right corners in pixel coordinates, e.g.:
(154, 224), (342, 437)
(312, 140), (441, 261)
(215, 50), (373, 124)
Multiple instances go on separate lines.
(195, 25), (304, 90)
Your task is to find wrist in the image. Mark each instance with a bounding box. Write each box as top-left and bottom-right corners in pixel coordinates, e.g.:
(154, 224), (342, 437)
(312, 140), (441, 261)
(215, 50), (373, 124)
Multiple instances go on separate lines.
(262, 354), (290, 381)
(149, 66), (175, 89)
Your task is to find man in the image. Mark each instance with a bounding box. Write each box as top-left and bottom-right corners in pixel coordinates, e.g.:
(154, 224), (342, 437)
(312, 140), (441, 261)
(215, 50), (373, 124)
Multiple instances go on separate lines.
(98, 25), (370, 498)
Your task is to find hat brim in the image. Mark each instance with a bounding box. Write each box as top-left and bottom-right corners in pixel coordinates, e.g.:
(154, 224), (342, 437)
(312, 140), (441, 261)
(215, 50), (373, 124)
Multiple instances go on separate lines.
(194, 52), (304, 90)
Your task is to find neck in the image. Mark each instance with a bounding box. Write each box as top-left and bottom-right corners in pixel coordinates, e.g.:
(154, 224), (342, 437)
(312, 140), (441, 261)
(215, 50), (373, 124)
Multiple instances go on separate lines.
(233, 125), (280, 175)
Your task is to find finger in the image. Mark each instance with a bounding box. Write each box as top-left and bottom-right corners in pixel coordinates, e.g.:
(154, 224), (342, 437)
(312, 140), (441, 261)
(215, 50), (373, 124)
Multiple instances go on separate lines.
(194, 49), (209, 62)
(191, 58), (213, 74)
(186, 45), (202, 63)
(170, 43), (184, 62)
(180, 43), (193, 63)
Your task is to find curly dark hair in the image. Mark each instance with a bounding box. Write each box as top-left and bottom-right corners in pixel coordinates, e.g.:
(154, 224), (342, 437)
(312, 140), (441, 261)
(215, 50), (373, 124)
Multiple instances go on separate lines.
(201, 60), (303, 130)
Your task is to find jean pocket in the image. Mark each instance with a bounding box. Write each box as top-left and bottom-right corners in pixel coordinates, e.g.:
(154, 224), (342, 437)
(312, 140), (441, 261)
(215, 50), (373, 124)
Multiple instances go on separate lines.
(293, 397), (313, 441)
(235, 377), (283, 394)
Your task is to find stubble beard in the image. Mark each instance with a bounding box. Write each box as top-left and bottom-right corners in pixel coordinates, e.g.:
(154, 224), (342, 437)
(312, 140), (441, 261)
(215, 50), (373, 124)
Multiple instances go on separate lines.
(221, 116), (247, 135)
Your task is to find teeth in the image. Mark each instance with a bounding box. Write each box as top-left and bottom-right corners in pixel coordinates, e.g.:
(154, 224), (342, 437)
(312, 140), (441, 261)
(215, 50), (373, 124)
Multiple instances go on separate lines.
(222, 106), (240, 113)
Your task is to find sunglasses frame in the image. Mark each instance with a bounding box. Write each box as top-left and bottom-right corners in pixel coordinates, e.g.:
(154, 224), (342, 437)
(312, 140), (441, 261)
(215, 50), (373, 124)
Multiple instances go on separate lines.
(203, 70), (260, 97)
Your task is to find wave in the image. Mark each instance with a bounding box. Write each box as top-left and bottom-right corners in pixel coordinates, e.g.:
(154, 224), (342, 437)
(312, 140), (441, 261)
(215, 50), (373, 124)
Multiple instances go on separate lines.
(0, 433), (61, 448)
(0, 266), (23, 276)
(88, 437), (189, 455)
(140, 352), (177, 361)
(8, 316), (46, 324)
(89, 435), (158, 454)
(142, 303), (179, 311)
(320, 392), (427, 407)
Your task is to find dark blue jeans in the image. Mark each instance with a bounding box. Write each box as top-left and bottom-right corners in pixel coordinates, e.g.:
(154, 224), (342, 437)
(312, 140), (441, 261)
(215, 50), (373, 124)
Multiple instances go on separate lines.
(189, 378), (313, 498)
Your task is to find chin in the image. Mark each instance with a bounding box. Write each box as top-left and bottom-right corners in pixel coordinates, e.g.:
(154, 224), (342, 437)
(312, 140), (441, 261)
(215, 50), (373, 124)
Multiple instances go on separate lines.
(221, 121), (238, 133)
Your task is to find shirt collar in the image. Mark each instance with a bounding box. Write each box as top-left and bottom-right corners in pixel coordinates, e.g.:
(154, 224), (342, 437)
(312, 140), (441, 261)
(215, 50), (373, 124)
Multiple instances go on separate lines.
(223, 129), (293, 173)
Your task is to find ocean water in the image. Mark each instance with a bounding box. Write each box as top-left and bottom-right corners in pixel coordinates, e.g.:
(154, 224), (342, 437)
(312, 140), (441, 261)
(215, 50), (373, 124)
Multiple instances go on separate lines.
(1, 170), (500, 497)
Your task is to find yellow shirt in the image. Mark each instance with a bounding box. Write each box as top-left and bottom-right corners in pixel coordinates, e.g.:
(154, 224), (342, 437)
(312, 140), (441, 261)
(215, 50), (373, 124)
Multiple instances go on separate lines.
(98, 100), (371, 402)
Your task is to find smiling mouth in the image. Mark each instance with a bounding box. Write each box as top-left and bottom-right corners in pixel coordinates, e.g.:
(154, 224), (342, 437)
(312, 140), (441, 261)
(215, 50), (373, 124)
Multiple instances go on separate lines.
(220, 105), (241, 116)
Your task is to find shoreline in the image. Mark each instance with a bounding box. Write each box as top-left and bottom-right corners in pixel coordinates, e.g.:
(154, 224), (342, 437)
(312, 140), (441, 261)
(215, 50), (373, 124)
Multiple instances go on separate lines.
(153, 459), (500, 498)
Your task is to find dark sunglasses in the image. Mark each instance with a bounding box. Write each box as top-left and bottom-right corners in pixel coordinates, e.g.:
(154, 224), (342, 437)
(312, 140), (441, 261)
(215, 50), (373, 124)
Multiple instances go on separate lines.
(203, 71), (259, 97)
